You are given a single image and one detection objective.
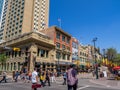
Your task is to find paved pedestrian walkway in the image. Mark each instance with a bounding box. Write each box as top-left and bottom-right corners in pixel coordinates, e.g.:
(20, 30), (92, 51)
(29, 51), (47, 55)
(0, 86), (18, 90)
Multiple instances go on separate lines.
(90, 78), (120, 89)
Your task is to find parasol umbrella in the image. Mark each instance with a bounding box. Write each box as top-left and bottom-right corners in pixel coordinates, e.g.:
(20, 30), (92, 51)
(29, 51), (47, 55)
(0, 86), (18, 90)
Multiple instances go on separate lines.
(113, 66), (120, 70)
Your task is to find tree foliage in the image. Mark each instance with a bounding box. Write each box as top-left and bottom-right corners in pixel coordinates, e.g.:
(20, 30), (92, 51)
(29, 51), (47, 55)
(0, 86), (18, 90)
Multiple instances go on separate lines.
(114, 53), (120, 65)
(0, 54), (8, 63)
(106, 48), (117, 61)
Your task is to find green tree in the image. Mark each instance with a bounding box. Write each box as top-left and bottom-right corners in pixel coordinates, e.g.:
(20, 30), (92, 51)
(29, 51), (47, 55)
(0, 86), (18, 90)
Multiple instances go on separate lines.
(114, 53), (120, 65)
(0, 54), (8, 71)
(0, 54), (8, 63)
(106, 48), (117, 62)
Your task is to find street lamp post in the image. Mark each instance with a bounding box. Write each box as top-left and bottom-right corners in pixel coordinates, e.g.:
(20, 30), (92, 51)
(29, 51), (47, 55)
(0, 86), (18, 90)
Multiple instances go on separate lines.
(92, 37), (99, 79)
(57, 53), (61, 76)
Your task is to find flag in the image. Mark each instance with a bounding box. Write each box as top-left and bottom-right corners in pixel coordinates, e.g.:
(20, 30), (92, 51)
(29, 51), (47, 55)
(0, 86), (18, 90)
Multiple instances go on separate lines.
(58, 18), (61, 22)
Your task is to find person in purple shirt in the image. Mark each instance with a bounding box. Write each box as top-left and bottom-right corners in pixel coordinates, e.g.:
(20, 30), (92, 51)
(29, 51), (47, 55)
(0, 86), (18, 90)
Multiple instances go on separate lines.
(67, 64), (78, 90)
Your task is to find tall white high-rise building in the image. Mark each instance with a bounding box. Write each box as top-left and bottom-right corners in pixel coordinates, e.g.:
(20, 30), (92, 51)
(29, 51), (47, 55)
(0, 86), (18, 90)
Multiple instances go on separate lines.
(0, 0), (4, 19)
(0, 0), (49, 41)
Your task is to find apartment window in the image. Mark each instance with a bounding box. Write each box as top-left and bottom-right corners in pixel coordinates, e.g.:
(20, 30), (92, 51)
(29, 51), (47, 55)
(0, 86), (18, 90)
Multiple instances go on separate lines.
(56, 32), (60, 40)
(40, 49), (45, 57)
(20, 16), (23, 18)
(80, 52), (82, 55)
(21, 11), (24, 14)
(19, 30), (21, 33)
(16, 23), (18, 25)
(46, 51), (48, 58)
(67, 55), (70, 60)
(21, 7), (24, 9)
(17, 14), (20, 16)
(62, 44), (65, 49)
(19, 25), (22, 28)
(67, 38), (70, 44)
(56, 42), (60, 48)
(56, 52), (60, 59)
(62, 54), (66, 60)
(12, 29), (14, 31)
(62, 35), (65, 42)
(20, 20), (22, 23)
(67, 47), (70, 51)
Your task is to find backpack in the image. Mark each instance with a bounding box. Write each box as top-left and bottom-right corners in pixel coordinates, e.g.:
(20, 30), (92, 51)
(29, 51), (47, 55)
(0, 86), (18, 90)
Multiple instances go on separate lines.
(67, 68), (78, 86)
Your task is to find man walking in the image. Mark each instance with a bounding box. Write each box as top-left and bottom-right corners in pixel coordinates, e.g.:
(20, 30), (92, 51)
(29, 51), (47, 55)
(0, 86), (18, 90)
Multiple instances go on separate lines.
(0, 72), (7, 83)
(62, 71), (67, 85)
(45, 70), (51, 86)
(31, 68), (38, 90)
(67, 64), (78, 90)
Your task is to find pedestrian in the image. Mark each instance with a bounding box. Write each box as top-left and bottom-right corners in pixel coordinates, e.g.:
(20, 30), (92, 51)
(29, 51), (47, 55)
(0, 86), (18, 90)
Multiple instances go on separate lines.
(62, 71), (67, 85)
(12, 71), (15, 81)
(31, 68), (38, 90)
(103, 70), (107, 78)
(0, 71), (7, 83)
(92, 70), (95, 77)
(15, 71), (19, 82)
(40, 72), (45, 87)
(45, 70), (51, 86)
(51, 71), (56, 83)
(28, 71), (32, 82)
(67, 64), (78, 90)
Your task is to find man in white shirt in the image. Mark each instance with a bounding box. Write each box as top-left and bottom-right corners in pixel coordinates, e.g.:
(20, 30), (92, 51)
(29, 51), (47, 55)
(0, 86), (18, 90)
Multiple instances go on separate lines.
(32, 68), (38, 90)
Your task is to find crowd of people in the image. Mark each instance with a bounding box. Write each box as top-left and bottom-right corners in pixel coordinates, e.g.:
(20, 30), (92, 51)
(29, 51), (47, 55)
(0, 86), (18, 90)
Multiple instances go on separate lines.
(31, 64), (78, 90)
(0, 64), (78, 90)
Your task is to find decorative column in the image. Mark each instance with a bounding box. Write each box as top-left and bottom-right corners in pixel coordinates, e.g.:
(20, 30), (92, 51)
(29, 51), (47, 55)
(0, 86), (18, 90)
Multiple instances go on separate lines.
(29, 43), (37, 72)
(16, 62), (18, 71)
(12, 63), (14, 71)
(40, 64), (43, 69)
(8, 62), (11, 71)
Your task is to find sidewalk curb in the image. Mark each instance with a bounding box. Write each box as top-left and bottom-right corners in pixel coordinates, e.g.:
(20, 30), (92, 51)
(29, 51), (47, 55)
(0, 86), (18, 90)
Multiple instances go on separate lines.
(89, 79), (120, 89)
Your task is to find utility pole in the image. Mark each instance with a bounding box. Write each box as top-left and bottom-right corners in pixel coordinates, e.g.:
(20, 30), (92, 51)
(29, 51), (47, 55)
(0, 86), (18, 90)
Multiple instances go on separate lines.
(92, 37), (99, 79)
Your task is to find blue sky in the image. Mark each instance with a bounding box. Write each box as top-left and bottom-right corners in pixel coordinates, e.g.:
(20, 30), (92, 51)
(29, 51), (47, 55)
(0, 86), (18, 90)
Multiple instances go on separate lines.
(49, 0), (120, 53)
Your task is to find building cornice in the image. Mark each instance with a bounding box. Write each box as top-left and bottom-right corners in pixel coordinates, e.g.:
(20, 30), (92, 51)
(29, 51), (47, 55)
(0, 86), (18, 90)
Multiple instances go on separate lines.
(0, 31), (55, 49)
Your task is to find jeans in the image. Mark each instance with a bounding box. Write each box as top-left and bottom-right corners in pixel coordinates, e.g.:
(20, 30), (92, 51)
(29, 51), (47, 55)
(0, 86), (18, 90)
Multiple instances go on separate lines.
(68, 83), (77, 90)
(40, 80), (45, 87)
(0, 76), (7, 83)
(45, 77), (50, 86)
(63, 78), (66, 85)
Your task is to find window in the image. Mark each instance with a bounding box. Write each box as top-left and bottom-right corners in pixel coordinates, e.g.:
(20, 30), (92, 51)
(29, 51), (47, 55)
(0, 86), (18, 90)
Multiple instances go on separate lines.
(56, 32), (60, 40)
(38, 49), (49, 58)
(56, 42), (60, 48)
(19, 51), (21, 56)
(56, 52), (60, 59)
(67, 38), (70, 44)
(67, 47), (70, 51)
(15, 51), (17, 57)
(62, 35), (65, 42)
(62, 54), (66, 60)
(40, 49), (45, 57)
(19, 25), (22, 28)
(19, 30), (21, 32)
(62, 44), (65, 49)
(46, 51), (48, 58)
(67, 55), (70, 60)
